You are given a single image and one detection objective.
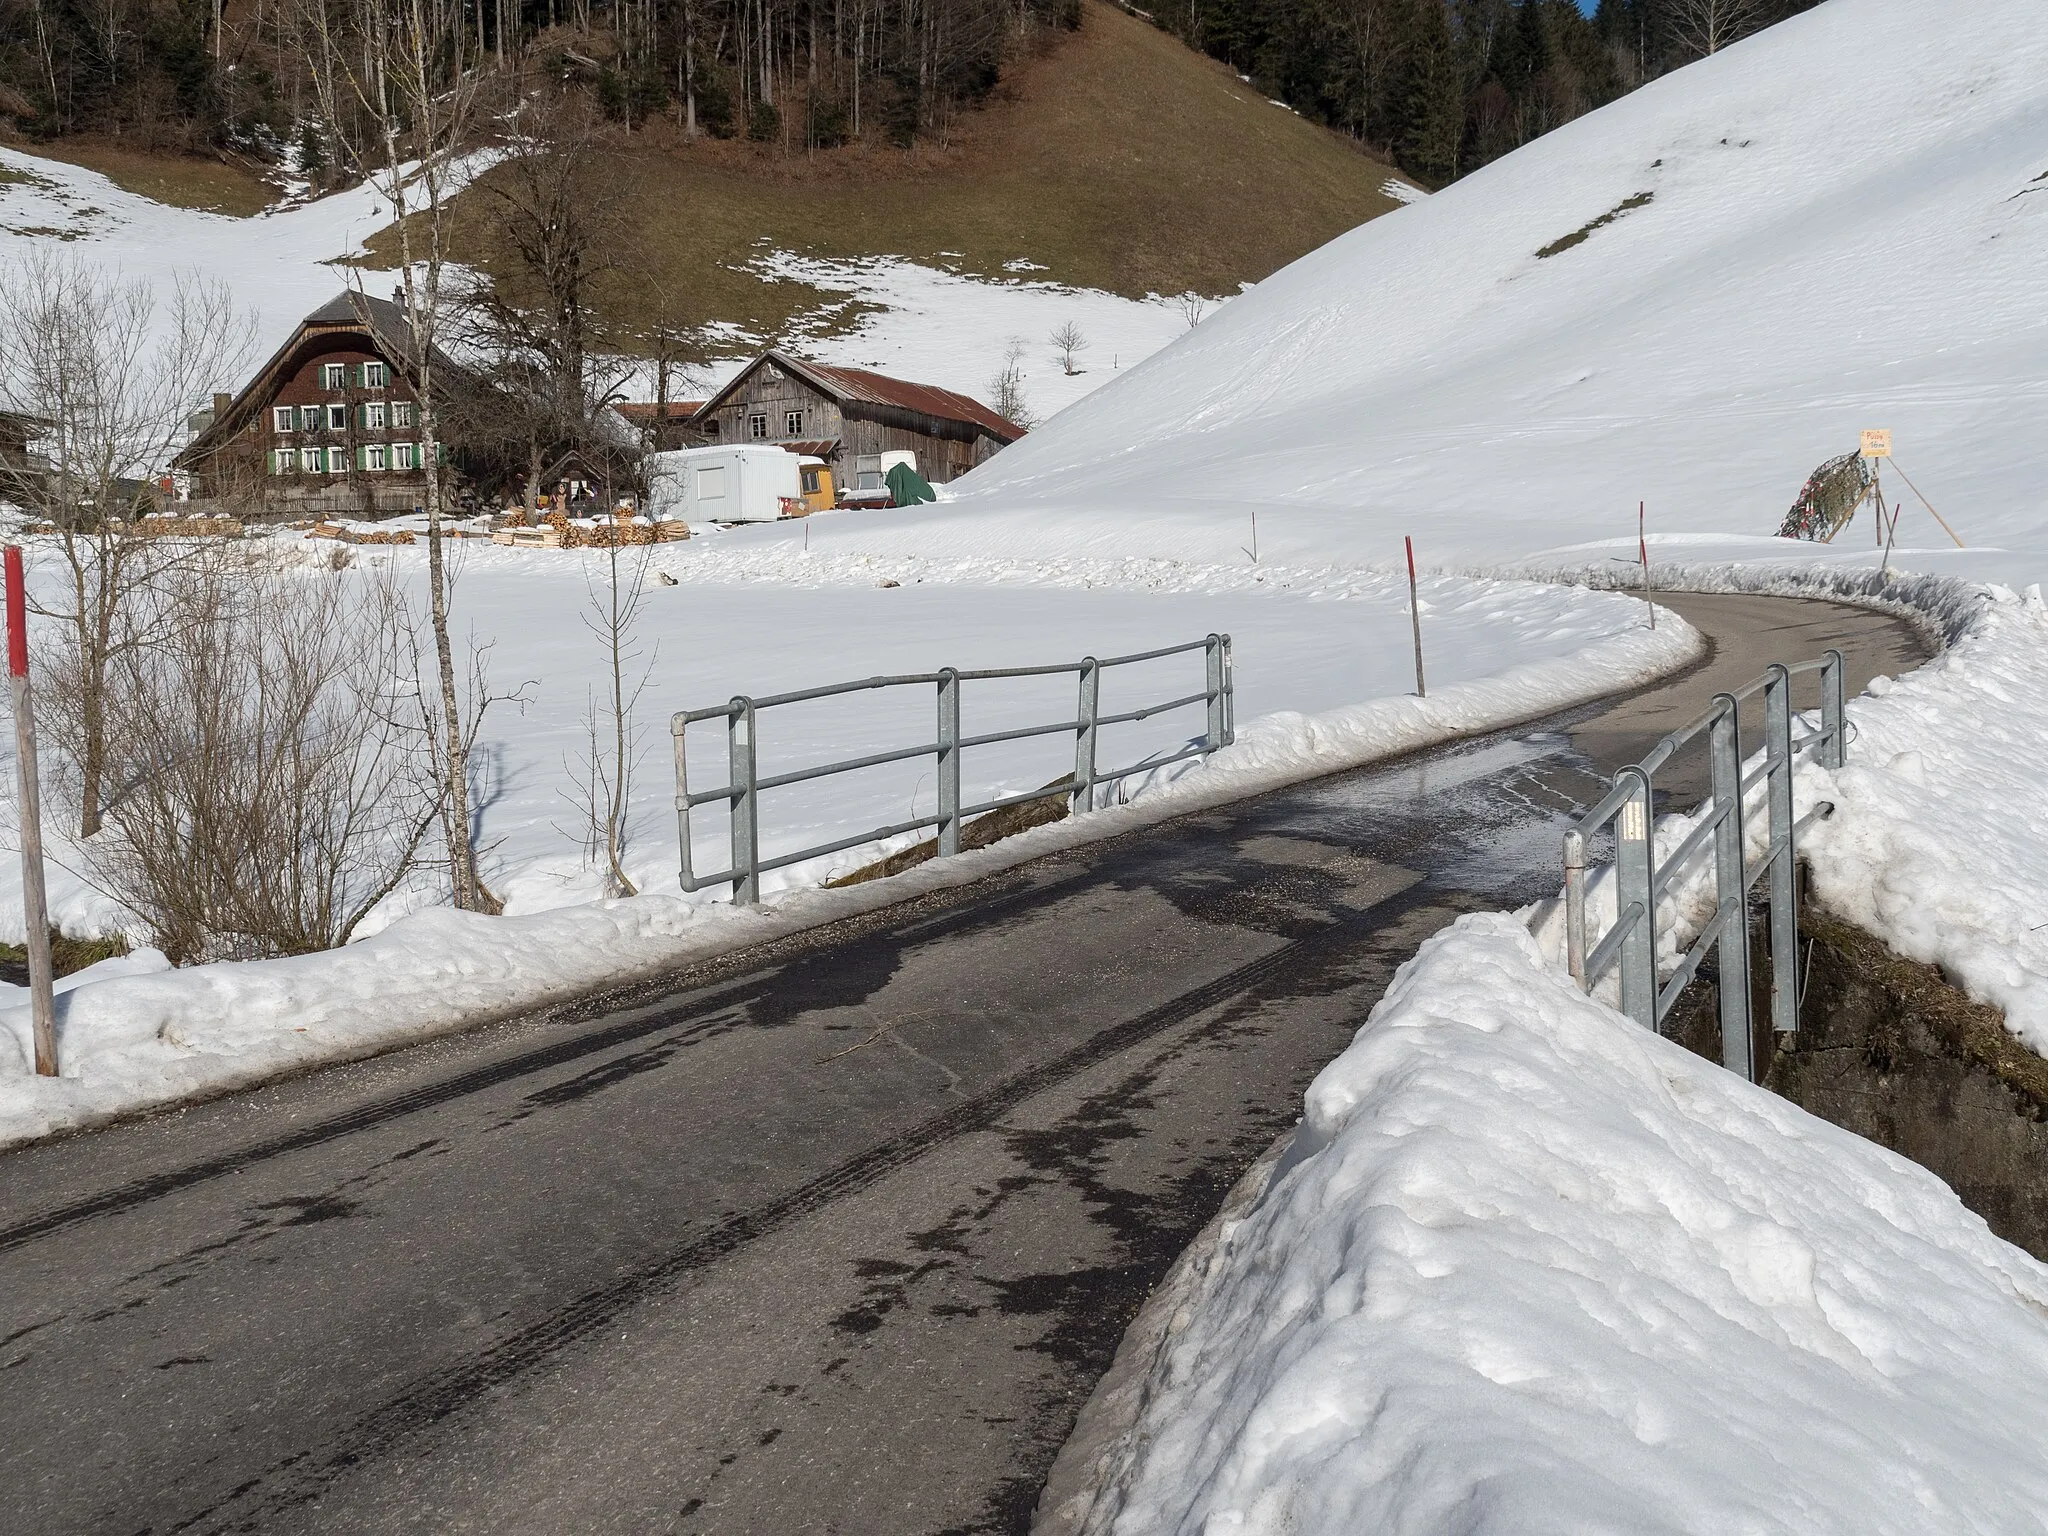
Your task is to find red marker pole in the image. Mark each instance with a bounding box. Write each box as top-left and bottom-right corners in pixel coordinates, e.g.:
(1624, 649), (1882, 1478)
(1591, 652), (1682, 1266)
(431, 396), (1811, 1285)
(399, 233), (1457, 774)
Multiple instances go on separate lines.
(6, 547), (56, 1076)
(1639, 501), (1655, 630)
(1406, 535), (1426, 699)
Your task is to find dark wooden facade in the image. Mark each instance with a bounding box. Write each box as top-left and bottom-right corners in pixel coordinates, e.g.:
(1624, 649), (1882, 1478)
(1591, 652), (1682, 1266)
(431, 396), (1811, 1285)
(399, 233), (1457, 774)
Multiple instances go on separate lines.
(175, 292), (445, 517)
(692, 352), (1022, 485)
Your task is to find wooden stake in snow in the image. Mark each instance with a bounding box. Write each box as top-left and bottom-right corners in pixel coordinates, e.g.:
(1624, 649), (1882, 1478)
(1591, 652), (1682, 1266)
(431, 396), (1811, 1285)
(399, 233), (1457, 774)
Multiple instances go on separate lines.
(6, 546), (57, 1076)
(1406, 535), (1426, 698)
(1639, 501), (1655, 630)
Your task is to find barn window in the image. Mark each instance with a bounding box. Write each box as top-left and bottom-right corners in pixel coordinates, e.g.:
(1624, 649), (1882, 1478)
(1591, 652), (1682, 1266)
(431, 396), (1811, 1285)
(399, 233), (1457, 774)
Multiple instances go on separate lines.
(784, 410), (803, 435)
(321, 363), (347, 391)
(748, 413), (768, 440)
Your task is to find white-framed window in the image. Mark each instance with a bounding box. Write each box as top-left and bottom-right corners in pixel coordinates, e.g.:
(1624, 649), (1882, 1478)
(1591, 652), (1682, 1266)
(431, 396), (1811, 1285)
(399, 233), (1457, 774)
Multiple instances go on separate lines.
(321, 362), (347, 391)
(299, 405), (321, 432)
(270, 448), (294, 474)
(327, 403), (347, 431)
(392, 442), (417, 471)
(784, 410), (803, 436)
(362, 400), (387, 430)
(273, 406), (295, 433)
(391, 400), (415, 429)
(363, 443), (387, 472)
(363, 361), (389, 388)
(748, 413), (768, 440)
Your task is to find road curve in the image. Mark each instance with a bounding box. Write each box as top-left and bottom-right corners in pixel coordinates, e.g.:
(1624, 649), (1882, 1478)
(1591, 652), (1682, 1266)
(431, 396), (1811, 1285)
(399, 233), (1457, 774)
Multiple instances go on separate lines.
(0, 594), (1924, 1536)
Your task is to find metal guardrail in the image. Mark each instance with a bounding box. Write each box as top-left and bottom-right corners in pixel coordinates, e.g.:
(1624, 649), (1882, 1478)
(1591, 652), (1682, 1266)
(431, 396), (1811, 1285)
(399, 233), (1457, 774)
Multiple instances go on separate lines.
(672, 634), (1235, 903)
(1563, 650), (1847, 1082)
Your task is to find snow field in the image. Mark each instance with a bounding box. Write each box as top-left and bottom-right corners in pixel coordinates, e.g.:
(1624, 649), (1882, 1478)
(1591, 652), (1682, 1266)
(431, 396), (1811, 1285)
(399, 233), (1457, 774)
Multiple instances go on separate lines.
(0, 540), (1697, 1144)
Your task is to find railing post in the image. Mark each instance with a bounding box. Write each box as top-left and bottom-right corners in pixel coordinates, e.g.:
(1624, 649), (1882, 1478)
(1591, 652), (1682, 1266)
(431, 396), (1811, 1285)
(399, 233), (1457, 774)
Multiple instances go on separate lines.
(729, 696), (759, 904)
(936, 667), (961, 858)
(673, 713), (699, 892)
(1708, 693), (1755, 1081)
(1764, 665), (1800, 1038)
(1614, 765), (1657, 1030)
(1073, 657), (1100, 814)
(1221, 633), (1235, 746)
(1821, 647), (1847, 770)
(1563, 828), (1588, 989)
(1204, 633), (1225, 752)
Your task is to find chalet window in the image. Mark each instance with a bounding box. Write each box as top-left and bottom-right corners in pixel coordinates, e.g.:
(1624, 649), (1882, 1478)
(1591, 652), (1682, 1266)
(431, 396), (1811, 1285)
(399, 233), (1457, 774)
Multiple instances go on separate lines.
(393, 442), (417, 471)
(363, 443), (388, 472)
(361, 401), (387, 430)
(326, 403), (347, 431)
(299, 405), (321, 432)
(784, 410), (803, 436)
(391, 400), (415, 429)
(270, 448), (294, 474)
(363, 361), (390, 389)
(273, 406), (295, 433)
(748, 413), (768, 440)
(321, 363), (347, 391)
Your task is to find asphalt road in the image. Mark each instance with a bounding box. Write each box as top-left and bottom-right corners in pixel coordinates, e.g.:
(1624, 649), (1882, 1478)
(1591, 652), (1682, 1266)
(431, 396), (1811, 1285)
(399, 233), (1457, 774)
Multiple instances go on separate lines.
(0, 593), (1925, 1536)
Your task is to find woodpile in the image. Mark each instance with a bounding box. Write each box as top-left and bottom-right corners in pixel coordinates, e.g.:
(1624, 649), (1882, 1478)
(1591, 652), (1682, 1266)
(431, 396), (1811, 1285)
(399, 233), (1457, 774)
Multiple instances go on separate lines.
(136, 516), (243, 538)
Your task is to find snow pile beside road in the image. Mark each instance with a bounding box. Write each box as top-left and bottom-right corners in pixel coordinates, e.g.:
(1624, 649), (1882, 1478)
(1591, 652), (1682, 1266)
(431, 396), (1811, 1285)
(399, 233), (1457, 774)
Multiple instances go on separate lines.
(0, 605), (1698, 1149)
(1057, 912), (2048, 1536)
(1800, 583), (2048, 1051)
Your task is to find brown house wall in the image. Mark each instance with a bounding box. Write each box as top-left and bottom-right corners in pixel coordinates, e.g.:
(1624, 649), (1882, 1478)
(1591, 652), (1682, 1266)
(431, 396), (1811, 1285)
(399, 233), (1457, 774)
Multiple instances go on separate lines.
(193, 326), (435, 515)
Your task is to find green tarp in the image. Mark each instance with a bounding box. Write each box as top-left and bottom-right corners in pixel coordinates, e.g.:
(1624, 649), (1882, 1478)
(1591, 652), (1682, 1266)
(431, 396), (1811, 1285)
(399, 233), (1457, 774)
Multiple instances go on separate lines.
(885, 461), (937, 506)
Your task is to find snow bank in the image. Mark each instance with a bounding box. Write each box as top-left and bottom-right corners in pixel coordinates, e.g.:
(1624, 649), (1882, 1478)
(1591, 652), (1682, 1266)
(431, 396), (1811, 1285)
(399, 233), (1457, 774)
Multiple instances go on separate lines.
(1057, 912), (2048, 1535)
(1800, 583), (2048, 1052)
(0, 605), (1698, 1149)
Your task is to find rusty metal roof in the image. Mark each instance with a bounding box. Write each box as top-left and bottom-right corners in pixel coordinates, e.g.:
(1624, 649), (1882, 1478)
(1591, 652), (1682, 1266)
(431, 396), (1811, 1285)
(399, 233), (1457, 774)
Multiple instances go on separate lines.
(615, 401), (707, 423)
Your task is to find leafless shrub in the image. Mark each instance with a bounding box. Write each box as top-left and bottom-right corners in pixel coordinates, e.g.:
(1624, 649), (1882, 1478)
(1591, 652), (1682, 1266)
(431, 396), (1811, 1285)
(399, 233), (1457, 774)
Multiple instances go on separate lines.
(1050, 320), (1088, 376)
(988, 338), (1033, 429)
(560, 538), (656, 896)
(1177, 292), (1208, 328)
(80, 558), (437, 965)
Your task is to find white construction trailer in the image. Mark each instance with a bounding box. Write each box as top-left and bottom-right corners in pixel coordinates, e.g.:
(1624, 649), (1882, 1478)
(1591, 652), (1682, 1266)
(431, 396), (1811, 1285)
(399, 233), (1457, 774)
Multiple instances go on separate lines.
(646, 445), (802, 524)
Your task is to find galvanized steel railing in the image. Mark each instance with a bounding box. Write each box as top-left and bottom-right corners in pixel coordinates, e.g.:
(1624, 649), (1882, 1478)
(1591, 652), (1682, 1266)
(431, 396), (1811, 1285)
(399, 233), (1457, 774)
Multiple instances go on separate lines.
(673, 634), (1234, 903)
(1563, 650), (1847, 1081)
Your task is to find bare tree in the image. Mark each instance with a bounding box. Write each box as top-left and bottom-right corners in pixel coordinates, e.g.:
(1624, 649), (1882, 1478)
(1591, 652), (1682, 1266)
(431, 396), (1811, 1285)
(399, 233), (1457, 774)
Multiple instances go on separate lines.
(1176, 292), (1207, 328)
(988, 338), (1032, 429)
(1050, 320), (1088, 376)
(0, 253), (249, 839)
(290, 0), (497, 911)
(1665, 0), (1766, 59)
(83, 550), (437, 964)
(561, 531), (656, 897)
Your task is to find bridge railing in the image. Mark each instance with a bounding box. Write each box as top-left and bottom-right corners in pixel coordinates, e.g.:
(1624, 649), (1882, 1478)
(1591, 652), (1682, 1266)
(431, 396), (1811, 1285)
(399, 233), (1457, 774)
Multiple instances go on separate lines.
(1563, 649), (1847, 1081)
(672, 634), (1234, 903)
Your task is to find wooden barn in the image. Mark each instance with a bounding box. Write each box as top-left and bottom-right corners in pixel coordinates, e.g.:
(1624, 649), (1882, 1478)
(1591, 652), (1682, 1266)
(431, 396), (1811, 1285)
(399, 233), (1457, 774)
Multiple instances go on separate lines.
(174, 290), (452, 518)
(691, 352), (1023, 485)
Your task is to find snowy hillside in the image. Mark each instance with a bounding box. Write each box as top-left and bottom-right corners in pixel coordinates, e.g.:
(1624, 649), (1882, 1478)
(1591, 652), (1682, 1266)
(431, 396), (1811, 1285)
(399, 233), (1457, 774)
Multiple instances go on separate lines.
(807, 0), (2048, 584)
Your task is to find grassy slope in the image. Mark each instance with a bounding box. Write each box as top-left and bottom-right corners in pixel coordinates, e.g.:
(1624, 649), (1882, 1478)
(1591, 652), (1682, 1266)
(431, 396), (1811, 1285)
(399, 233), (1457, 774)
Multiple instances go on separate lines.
(0, 135), (279, 215)
(449, 1), (1407, 354)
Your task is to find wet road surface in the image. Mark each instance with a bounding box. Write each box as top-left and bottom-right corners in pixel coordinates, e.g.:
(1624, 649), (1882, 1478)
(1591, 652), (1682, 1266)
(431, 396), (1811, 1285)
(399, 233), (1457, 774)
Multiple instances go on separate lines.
(0, 594), (1926, 1536)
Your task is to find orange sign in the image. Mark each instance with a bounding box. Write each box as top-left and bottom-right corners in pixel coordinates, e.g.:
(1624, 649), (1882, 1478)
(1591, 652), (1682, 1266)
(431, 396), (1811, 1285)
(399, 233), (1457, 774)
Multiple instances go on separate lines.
(1860, 429), (1892, 458)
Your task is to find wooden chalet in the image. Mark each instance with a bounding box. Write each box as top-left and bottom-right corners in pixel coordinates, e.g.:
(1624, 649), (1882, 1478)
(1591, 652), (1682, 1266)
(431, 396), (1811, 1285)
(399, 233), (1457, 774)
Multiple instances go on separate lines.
(691, 352), (1022, 485)
(175, 291), (454, 518)
(0, 409), (51, 499)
